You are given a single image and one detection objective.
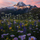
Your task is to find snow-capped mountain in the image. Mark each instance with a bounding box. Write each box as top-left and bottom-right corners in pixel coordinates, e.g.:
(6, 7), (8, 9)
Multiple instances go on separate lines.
(6, 6), (14, 9)
(15, 2), (26, 6)
(13, 2), (37, 9)
(0, 2), (37, 15)
(0, 2), (37, 10)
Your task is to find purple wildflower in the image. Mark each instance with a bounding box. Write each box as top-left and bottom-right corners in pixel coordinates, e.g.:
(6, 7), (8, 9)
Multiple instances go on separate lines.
(17, 30), (20, 32)
(20, 31), (23, 33)
(36, 28), (38, 30)
(14, 37), (18, 40)
(19, 22), (22, 28)
(33, 31), (36, 33)
(28, 36), (37, 40)
(10, 35), (15, 37)
(27, 33), (31, 36)
(1, 35), (4, 38)
(23, 27), (27, 34)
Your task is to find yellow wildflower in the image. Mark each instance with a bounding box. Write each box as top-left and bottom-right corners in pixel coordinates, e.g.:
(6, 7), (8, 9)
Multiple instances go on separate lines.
(12, 39), (14, 40)
(12, 29), (14, 31)
(6, 37), (8, 39)
(1, 29), (3, 31)
(24, 24), (27, 26)
(18, 27), (20, 28)
(22, 25), (23, 27)
(9, 27), (12, 29)
(3, 30), (5, 32)
(26, 21), (28, 22)
(32, 24), (34, 25)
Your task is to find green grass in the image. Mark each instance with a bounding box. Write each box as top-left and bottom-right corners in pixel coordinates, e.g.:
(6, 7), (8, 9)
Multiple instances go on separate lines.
(0, 19), (40, 40)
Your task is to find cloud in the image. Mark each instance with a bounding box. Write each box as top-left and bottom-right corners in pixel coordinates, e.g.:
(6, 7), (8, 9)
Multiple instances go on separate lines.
(0, 0), (13, 8)
(0, 0), (40, 8)
(36, 1), (40, 4)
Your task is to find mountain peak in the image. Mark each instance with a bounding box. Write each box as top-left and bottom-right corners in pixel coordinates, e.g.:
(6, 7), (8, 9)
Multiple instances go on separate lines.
(14, 2), (26, 6)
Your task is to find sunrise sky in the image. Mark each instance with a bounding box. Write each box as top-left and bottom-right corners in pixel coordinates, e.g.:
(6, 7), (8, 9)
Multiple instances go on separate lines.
(0, 0), (40, 8)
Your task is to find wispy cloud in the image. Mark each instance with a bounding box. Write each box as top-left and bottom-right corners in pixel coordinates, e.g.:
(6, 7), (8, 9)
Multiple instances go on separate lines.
(0, 0), (40, 8)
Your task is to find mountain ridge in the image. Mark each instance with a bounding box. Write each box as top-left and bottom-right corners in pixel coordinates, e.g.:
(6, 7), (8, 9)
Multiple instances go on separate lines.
(0, 2), (38, 15)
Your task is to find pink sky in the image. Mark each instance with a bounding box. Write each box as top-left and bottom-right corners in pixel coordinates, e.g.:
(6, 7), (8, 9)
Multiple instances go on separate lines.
(0, 0), (40, 8)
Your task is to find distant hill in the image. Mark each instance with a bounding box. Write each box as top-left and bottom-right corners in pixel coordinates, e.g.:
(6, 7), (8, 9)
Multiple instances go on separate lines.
(0, 2), (37, 15)
(31, 8), (40, 19)
(19, 8), (40, 19)
(0, 2), (38, 19)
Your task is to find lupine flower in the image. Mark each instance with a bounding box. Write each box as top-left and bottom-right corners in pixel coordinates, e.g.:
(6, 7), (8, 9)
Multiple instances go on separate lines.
(19, 23), (22, 28)
(0, 26), (3, 31)
(34, 21), (36, 26)
(0, 26), (3, 30)
(27, 33), (31, 36)
(14, 37), (18, 40)
(23, 27), (27, 34)
(8, 24), (11, 28)
(29, 24), (32, 27)
(28, 36), (37, 40)
(10, 35), (15, 37)
(38, 20), (40, 22)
